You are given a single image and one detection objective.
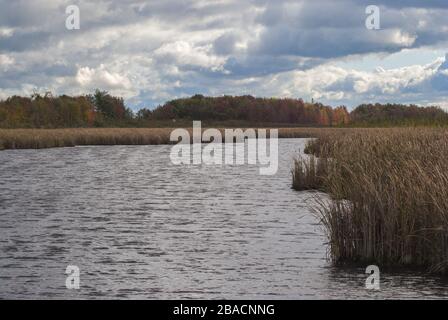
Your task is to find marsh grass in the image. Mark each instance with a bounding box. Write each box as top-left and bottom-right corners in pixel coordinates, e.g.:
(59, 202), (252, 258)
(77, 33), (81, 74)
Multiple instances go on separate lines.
(293, 128), (448, 274)
(0, 127), (350, 150)
(292, 155), (327, 191)
(0, 128), (176, 150)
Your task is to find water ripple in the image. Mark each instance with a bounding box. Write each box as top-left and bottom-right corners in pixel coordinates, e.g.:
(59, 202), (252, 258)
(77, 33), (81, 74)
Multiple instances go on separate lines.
(0, 139), (447, 299)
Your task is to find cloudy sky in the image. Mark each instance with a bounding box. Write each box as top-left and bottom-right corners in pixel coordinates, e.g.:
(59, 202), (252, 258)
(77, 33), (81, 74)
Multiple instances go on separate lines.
(0, 0), (447, 110)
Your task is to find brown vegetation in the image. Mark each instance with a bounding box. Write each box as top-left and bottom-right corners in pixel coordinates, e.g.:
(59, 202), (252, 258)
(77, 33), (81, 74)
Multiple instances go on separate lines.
(0, 128), (173, 150)
(293, 128), (448, 274)
(0, 127), (347, 150)
(292, 155), (328, 191)
(3, 92), (447, 129)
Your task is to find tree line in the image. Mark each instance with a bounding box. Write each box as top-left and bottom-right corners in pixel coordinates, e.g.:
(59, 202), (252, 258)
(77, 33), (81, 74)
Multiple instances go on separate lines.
(0, 90), (133, 128)
(0, 91), (446, 128)
(140, 94), (350, 126)
(349, 103), (448, 126)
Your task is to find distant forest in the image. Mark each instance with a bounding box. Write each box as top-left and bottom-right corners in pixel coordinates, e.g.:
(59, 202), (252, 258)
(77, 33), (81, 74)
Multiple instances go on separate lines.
(0, 90), (447, 128)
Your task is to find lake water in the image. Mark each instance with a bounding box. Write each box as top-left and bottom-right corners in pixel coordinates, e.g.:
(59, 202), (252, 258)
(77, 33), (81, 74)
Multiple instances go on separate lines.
(0, 139), (447, 299)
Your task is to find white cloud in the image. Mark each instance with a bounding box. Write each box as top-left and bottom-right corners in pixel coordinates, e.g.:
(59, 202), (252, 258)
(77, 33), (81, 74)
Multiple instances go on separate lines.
(261, 55), (447, 107)
(0, 54), (14, 71)
(75, 64), (132, 91)
(0, 27), (14, 38)
(154, 41), (226, 72)
(385, 29), (417, 47)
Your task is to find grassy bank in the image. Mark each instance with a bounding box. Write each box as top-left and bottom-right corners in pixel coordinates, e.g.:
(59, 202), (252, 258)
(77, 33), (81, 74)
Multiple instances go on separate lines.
(0, 128), (176, 150)
(292, 128), (448, 274)
(0, 127), (348, 150)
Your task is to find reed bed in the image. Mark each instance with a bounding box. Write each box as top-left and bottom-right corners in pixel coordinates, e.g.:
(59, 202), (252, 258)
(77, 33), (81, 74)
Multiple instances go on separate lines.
(292, 155), (328, 191)
(0, 128), (176, 150)
(293, 128), (448, 274)
(0, 127), (348, 150)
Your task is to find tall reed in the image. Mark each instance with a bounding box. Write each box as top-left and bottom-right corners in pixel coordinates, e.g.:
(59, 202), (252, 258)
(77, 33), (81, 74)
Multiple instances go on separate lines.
(292, 155), (327, 191)
(0, 127), (348, 150)
(293, 128), (448, 274)
(0, 128), (174, 150)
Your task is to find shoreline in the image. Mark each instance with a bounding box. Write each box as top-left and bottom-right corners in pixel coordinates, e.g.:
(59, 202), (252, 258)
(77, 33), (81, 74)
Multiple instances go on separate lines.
(0, 127), (350, 150)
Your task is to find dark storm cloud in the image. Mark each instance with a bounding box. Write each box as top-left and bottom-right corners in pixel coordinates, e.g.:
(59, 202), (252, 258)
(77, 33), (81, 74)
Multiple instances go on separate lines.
(253, 0), (448, 59)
